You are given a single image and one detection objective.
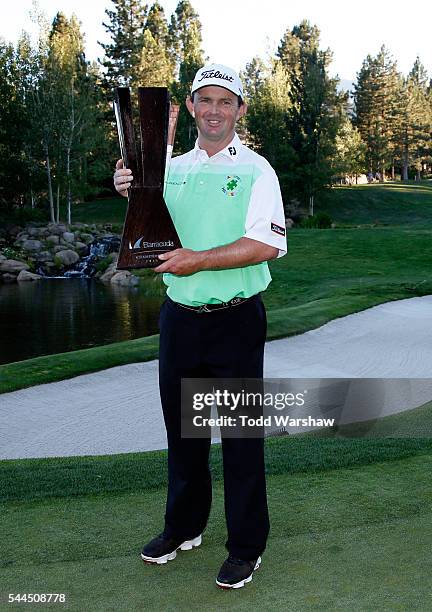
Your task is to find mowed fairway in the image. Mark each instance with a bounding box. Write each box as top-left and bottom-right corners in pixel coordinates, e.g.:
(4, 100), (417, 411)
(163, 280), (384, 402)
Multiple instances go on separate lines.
(2, 432), (432, 611)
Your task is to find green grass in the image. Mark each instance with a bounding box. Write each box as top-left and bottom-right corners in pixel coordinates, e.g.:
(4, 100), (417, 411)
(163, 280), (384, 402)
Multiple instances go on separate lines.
(2, 380), (432, 609)
(1, 439), (432, 610)
(318, 180), (432, 226)
(65, 197), (128, 225)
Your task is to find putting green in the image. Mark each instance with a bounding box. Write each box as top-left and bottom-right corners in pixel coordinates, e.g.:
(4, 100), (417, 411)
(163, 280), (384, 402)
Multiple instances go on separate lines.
(2, 453), (431, 610)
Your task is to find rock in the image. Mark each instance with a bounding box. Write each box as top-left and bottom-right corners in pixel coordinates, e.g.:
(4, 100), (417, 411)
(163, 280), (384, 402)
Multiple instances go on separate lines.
(110, 270), (139, 286)
(46, 234), (60, 245)
(285, 218), (294, 229)
(63, 231), (75, 243)
(8, 225), (23, 237)
(78, 233), (94, 244)
(99, 266), (118, 283)
(0, 259), (30, 274)
(34, 251), (53, 263)
(1, 273), (17, 283)
(0, 253), (6, 261)
(47, 223), (67, 236)
(27, 227), (42, 237)
(75, 241), (88, 255)
(17, 270), (42, 282)
(22, 239), (42, 252)
(55, 249), (80, 266)
(53, 245), (67, 253)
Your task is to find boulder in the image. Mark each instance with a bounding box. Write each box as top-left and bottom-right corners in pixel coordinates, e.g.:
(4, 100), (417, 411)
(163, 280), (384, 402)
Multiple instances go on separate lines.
(46, 234), (60, 245)
(62, 231), (75, 243)
(75, 241), (88, 255)
(34, 251), (54, 263)
(55, 249), (80, 266)
(99, 266), (118, 283)
(17, 270), (42, 282)
(1, 273), (17, 283)
(47, 223), (67, 236)
(0, 259), (30, 274)
(27, 227), (42, 237)
(22, 239), (42, 252)
(110, 270), (139, 286)
(0, 253), (6, 261)
(285, 218), (294, 229)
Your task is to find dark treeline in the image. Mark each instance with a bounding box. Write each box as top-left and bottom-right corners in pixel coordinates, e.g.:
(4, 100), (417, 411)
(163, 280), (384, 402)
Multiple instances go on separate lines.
(0, 0), (431, 223)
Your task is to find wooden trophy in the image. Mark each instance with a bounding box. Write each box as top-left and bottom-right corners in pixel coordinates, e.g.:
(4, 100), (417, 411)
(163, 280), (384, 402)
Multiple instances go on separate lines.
(114, 87), (181, 269)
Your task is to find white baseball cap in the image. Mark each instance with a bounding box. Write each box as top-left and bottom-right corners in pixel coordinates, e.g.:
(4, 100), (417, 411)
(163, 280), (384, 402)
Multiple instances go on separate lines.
(191, 64), (244, 99)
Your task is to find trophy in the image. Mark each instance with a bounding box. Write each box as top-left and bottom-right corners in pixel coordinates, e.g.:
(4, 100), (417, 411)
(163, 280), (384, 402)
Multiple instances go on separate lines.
(114, 87), (182, 269)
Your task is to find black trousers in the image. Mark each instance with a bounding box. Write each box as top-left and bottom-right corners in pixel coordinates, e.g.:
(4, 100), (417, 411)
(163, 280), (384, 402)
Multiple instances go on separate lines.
(158, 294), (270, 561)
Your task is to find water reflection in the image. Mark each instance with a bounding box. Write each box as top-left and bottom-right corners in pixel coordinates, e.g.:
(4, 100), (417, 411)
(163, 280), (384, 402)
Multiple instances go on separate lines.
(0, 279), (163, 365)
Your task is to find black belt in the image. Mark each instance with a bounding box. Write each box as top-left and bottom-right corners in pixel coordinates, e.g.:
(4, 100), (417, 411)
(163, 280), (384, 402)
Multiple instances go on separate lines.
(169, 295), (256, 314)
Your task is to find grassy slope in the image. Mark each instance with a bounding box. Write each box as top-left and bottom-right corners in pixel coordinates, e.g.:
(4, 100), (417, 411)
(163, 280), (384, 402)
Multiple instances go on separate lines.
(317, 180), (432, 226)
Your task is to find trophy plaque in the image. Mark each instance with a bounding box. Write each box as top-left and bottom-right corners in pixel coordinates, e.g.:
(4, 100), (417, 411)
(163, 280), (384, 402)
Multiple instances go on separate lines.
(114, 87), (181, 269)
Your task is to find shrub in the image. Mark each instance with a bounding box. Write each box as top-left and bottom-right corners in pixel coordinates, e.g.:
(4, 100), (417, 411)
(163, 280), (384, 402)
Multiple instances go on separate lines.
(1, 247), (27, 261)
(95, 254), (114, 273)
(301, 212), (333, 229)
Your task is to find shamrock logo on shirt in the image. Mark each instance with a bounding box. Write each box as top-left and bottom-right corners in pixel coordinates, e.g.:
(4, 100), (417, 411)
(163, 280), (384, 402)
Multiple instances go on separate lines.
(222, 175), (243, 197)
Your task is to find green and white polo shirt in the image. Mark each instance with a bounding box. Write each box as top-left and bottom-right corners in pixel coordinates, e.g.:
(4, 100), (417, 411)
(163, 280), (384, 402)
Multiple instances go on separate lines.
(163, 133), (287, 306)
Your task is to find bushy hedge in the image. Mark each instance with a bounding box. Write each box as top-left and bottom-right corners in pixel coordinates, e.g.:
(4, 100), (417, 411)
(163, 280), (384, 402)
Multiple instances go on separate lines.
(301, 212), (333, 229)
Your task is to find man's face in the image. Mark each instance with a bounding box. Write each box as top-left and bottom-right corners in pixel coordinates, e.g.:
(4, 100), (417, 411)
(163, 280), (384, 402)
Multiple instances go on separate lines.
(186, 86), (246, 145)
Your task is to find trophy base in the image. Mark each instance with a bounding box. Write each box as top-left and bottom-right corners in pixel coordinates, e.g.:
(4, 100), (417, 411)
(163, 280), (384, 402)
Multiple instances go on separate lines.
(117, 187), (181, 270)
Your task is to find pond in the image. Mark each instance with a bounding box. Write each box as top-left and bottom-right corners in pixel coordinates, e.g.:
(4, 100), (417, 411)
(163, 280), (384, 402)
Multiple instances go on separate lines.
(0, 279), (163, 365)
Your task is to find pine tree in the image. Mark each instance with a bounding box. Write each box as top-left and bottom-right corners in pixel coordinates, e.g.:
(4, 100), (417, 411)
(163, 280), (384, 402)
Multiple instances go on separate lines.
(398, 58), (431, 180)
(136, 2), (174, 86)
(277, 20), (346, 213)
(169, 1), (204, 153)
(0, 41), (31, 207)
(99, 0), (148, 87)
(353, 46), (402, 179)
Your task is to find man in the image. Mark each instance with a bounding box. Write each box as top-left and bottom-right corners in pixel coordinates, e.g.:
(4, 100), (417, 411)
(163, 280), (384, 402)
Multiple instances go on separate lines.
(114, 64), (287, 589)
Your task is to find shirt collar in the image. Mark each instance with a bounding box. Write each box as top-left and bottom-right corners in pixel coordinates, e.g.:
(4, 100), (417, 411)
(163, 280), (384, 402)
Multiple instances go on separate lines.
(193, 133), (242, 163)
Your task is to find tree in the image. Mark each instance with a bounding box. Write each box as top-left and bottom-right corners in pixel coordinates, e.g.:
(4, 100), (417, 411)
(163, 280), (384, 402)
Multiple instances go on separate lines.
(136, 3), (174, 86)
(169, 1), (204, 153)
(243, 58), (296, 193)
(0, 40), (32, 206)
(277, 20), (346, 213)
(331, 116), (367, 182)
(353, 46), (403, 179)
(99, 0), (148, 87)
(398, 58), (431, 180)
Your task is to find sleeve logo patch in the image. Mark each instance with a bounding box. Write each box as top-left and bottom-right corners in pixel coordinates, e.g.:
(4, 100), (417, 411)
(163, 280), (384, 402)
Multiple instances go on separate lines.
(271, 222), (286, 236)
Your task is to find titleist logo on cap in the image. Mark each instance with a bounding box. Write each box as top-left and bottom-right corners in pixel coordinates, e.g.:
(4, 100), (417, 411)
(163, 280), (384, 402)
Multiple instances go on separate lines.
(198, 69), (234, 83)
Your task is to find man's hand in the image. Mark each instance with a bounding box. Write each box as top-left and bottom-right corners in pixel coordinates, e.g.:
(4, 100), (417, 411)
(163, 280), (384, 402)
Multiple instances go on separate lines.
(154, 249), (205, 275)
(153, 238), (278, 275)
(113, 159), (133, 197)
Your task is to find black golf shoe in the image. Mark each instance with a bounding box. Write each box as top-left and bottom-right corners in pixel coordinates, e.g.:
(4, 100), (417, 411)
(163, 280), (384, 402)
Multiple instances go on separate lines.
(216, 555), (261, 589)
(140, 533), (202, 565)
